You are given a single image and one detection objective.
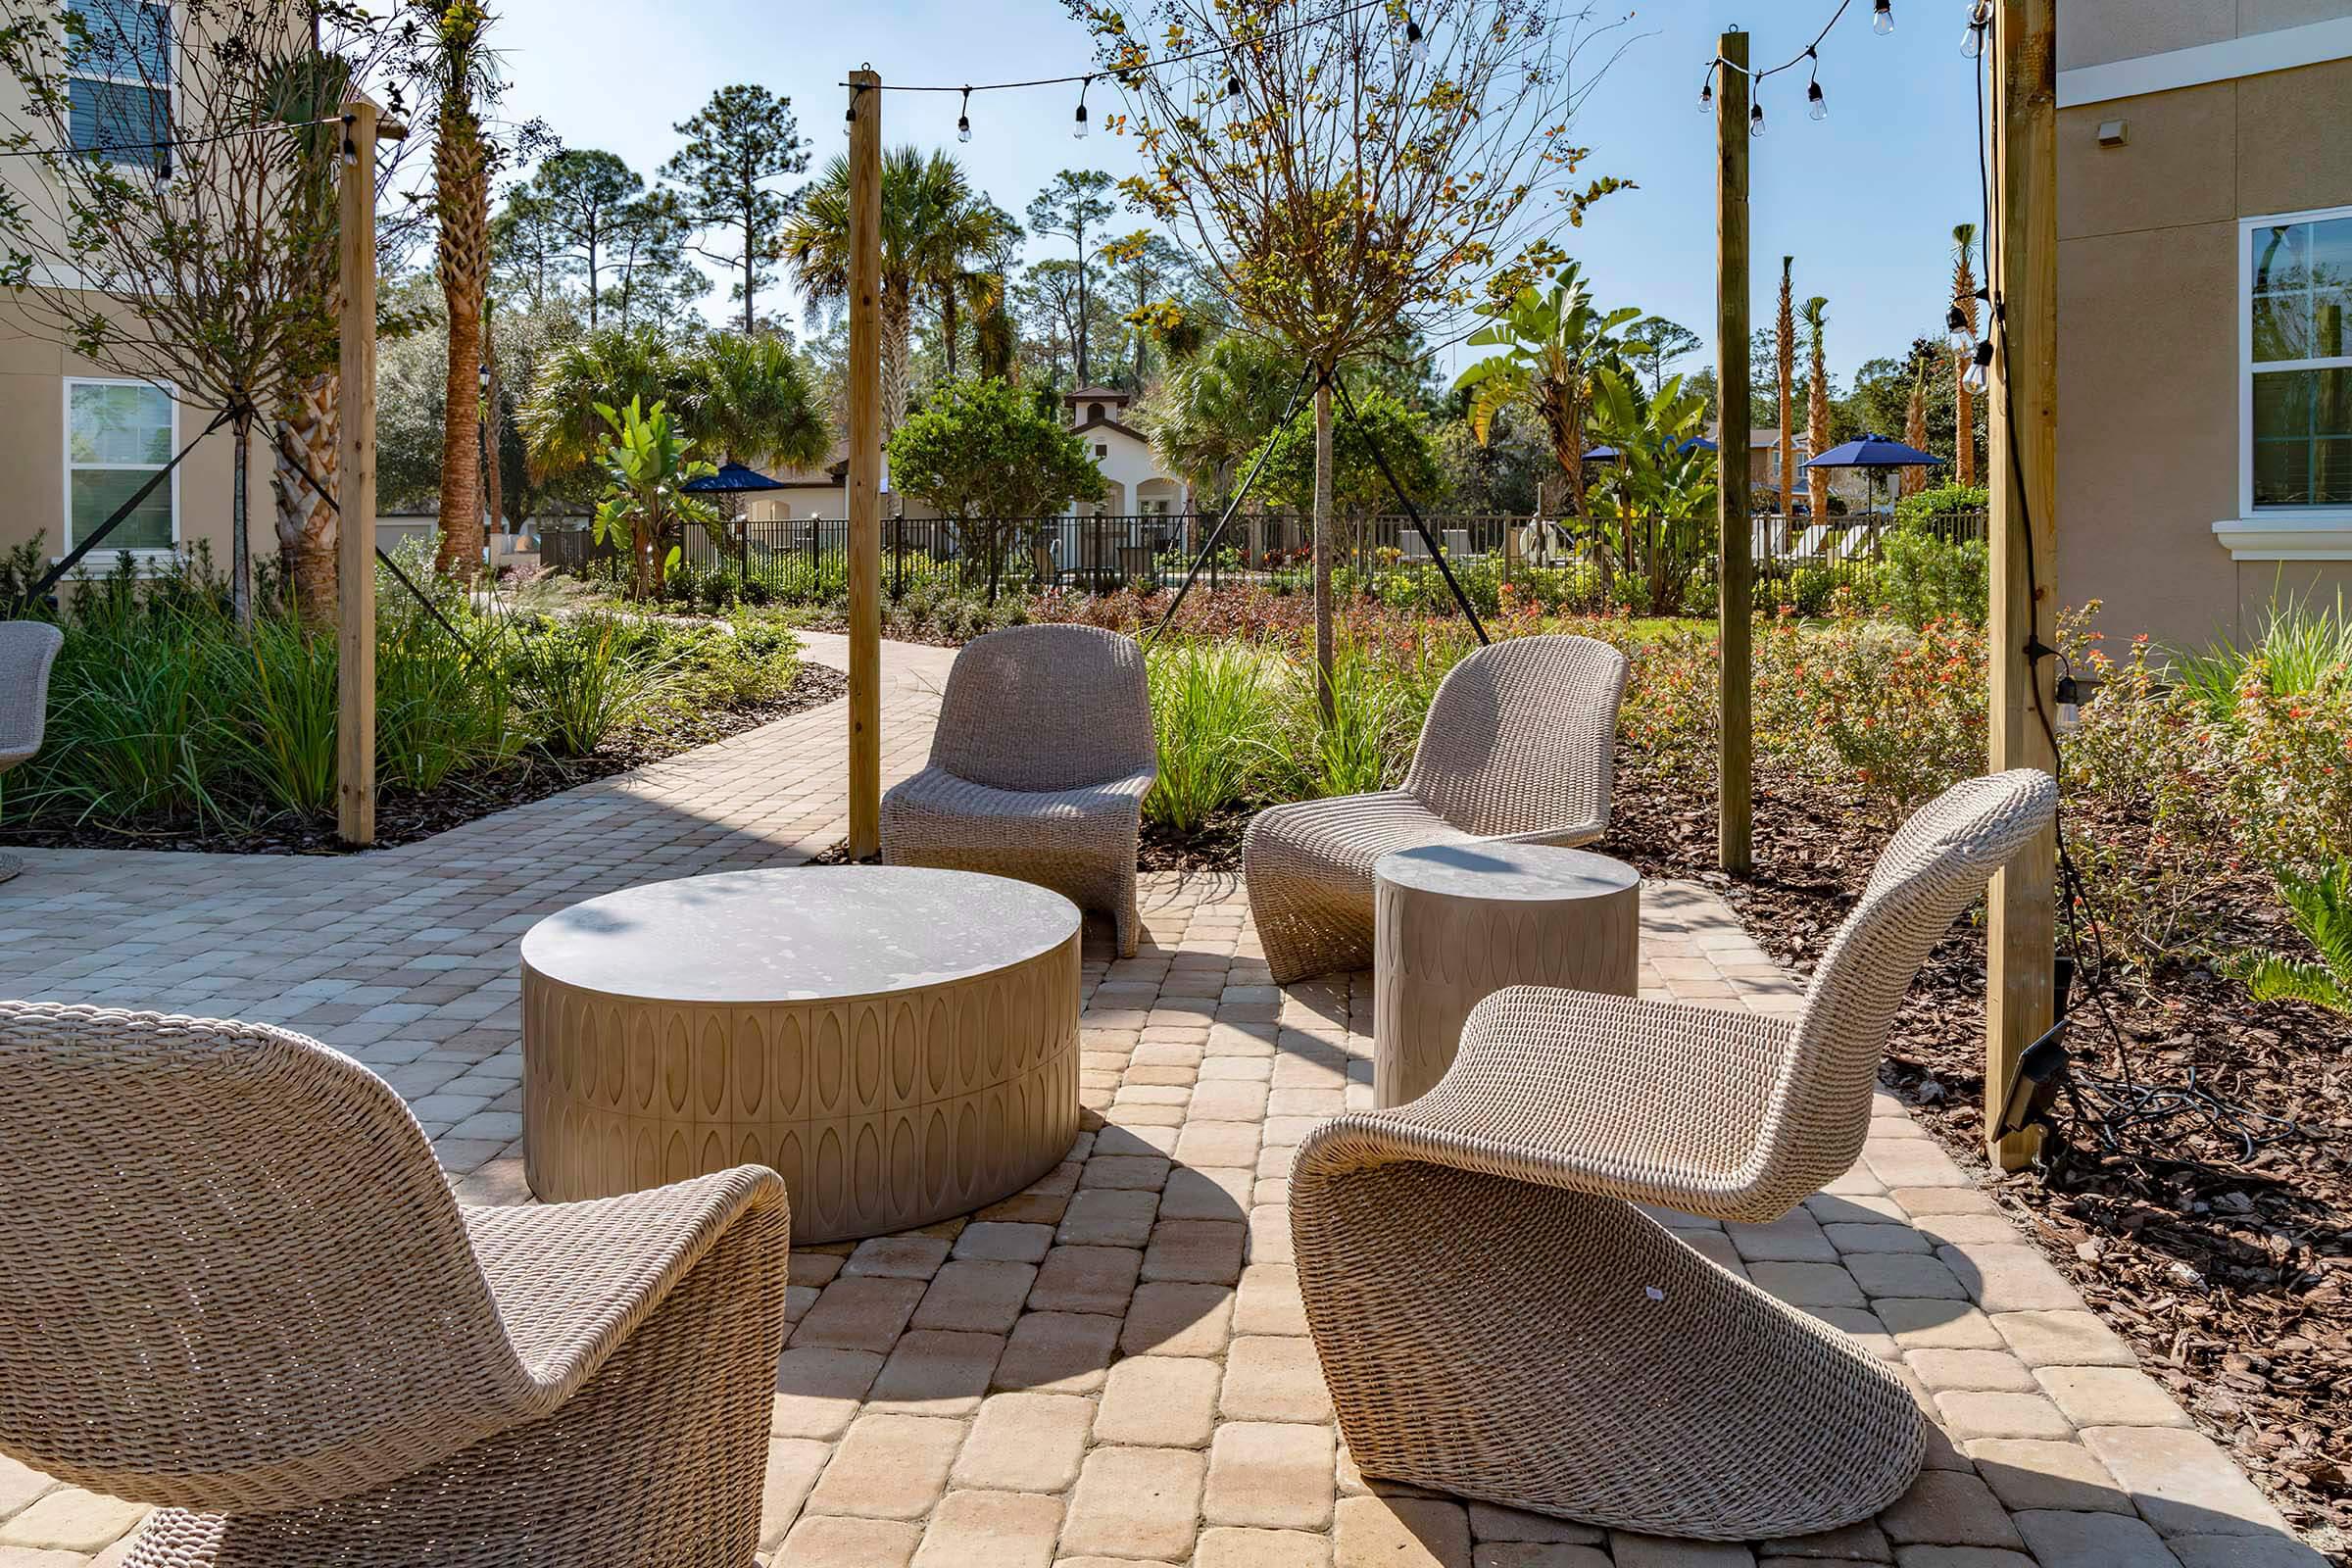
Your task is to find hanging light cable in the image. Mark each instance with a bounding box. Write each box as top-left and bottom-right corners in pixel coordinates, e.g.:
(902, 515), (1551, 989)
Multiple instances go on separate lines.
(1805, 47), (1828, 120)
(1698, 59), (1715, 114)
(1750, 97), (1766, 136)
(1073, 74), (1091, 138)
(1963, 0), (1990, 58)
(957, 85), (972, 142)
(1404, 16), (1429, 67)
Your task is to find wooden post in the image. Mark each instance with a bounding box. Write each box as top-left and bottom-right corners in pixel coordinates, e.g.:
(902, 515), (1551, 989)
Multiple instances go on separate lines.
(846, 69), (883, 860)
(336, 100), (381, 847)
(1985, 0), (2058, 1171)
(1715, 30), (1753, 875)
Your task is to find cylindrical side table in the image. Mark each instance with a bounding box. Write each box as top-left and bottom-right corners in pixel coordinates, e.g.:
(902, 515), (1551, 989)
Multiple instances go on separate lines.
(521, 866), (1081, 1244)
(1373, 843), (1641, 1107)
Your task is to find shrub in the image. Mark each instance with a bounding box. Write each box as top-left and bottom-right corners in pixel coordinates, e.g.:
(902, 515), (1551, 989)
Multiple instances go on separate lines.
(1855, 521), (1989, 630)
(1893, 483), (1987, 529)
(515, 613), (669, 758)
(215, 616), (339, 815)
(1145, 642), (1277, 832)
(2228, 858), (2352, 1013)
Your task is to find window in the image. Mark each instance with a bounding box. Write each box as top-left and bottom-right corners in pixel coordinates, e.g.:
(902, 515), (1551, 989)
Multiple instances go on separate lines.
(2249, 210), (2352, 511)
(65, 379), (176, 553)
(66, 0), (171, 172)
(1095, 443), (1108, 458)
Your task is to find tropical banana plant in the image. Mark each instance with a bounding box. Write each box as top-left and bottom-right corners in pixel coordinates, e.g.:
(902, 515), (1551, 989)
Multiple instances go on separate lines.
(1453, 264), (1640, 591)
(1584, 365), (1718, 614)
(2230, 859), (2352, 1013)
(590, 398), (720, 601)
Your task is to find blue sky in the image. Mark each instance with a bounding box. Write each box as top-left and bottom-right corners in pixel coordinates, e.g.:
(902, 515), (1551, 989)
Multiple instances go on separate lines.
(492, 0), (1986, 385)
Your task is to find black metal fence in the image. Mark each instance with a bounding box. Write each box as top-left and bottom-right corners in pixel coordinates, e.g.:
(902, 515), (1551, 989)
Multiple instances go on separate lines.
(541, 508), (1987, 611)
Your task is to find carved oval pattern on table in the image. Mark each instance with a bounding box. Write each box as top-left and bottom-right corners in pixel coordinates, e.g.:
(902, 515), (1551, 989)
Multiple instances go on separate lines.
(521, 917), (1083, 1244)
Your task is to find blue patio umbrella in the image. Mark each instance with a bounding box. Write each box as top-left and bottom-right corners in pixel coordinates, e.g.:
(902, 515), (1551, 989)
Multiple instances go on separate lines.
(1677, 436), (1719, 455)
(1800, 432), (1945, 516)
(1581, 445), (1622, 462)
(682, 461), (789, 496)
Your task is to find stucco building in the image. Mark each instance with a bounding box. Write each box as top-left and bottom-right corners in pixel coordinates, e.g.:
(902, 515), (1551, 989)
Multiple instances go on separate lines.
(2058, 3), (2352, 652)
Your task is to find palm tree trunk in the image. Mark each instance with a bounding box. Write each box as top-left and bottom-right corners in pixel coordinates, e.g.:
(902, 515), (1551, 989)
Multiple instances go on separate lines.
(271, 371), (339, 621)
(433, 95), (488, 583)
(942, 284), (959, 382)
(882, 290), (913, 439)
(1313, 374), (1335, 723)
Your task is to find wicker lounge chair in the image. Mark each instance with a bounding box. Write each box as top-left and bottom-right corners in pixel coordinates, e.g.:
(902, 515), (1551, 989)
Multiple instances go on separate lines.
(883, 622), (1156, 956)
(0, 620), (63, 884)
(0, 1003), (791, 1567)
(1244, 633), (1629, 984)
(1292, 769), (2058, 1541)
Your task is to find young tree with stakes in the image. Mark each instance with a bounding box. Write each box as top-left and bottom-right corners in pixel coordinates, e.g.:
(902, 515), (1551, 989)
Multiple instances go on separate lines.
(1950, 221), (1979, 489)
(0, 0), (395, 625)
(662, 84), (811, 337)
(1074, 0), (1627, 712)
(1802, 294), (1831, 522)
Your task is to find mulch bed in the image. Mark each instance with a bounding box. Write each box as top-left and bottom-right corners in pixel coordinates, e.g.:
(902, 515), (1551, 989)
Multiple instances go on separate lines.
(0, 662), (848, 858)
(1152, 767), (2350, 1549)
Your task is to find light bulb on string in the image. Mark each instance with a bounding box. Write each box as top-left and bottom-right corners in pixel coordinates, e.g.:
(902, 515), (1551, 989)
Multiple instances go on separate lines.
(1074, 76), (1091, 139)
(1945, 304), (1972, 353)
(1698, 69), (1714, 114)
(1749, 98), (1765, 136)
(1404, 18), (1429, 67)
(1963, 2), (1989, 58)
(957, 86), (971, 143)
(1873, 0), (1893, 35)
(1964, 339), (1993, 393)
(1226, 61), (1242, 101)
(1804, 49), (1826, 121)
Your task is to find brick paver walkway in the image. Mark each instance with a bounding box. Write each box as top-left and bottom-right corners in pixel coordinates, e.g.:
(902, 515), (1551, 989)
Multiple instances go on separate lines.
(0, 633), (2322, 1567)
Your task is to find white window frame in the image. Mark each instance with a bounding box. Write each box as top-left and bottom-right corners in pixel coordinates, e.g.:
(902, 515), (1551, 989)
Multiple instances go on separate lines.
(63, 0), (174, 174)
(2221, 203), (2352, 560)
(62, 375), (181, 558)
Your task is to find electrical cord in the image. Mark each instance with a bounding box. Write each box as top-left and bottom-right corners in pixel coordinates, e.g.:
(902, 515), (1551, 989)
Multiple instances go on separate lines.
(1967, 31), (2303, 1170)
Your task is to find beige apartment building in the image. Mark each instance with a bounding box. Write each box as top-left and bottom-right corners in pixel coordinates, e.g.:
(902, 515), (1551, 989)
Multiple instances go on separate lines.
(2058, 1), (2352, 653)
(0, 0), (268, 581)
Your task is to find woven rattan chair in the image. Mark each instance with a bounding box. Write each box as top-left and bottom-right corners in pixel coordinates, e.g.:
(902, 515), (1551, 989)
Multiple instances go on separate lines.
(883, 622), (1156, 956)
(1292, 769), (2058, 1541)
(0, 620), (63, 885)
(0, 1003), (791, 1567)
(1244, 633), (1630, 984)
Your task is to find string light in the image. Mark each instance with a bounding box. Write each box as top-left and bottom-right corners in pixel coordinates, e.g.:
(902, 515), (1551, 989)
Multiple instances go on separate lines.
(1226, 65), (1242, 100)
(1964, 338), (1993, 393)
(957, 86), (971, 142)
(1403, 17), (1429, 67)
(1962, 1), (1989, 58)
(1691, 0), (1890, 139)
(1945, 303), (1972, 352)
(1074, 75), (1092, 137)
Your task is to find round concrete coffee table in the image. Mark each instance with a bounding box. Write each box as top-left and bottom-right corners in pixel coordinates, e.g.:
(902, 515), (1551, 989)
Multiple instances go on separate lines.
(1373, 843), (1641, 1108)
(521, 866), (1082, 1243)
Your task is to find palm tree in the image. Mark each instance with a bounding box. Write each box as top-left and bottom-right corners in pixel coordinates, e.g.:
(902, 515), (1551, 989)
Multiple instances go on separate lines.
(1776, 257), (1796, 516)
(1802, 295), (1832, 525)
(1143, 332), (1294, 558)
(1455, 263), (1639, 592)
(1901, 368), (1931, 500)
(785, 147), (1001, 436)
(683, 332), (829, 470)
(518, 328), (681, 481)
(426, 1), (497, 582)
(1951, 223), (1980, 489)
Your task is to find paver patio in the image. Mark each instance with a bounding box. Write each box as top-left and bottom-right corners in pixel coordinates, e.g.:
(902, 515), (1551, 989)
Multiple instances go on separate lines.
(0, 633), (2324, 1567)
